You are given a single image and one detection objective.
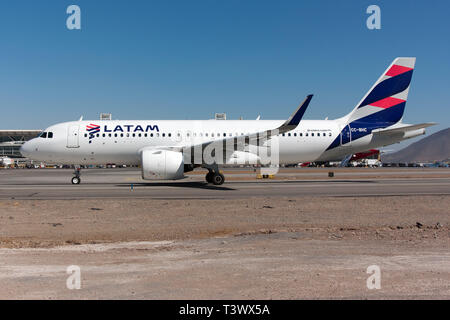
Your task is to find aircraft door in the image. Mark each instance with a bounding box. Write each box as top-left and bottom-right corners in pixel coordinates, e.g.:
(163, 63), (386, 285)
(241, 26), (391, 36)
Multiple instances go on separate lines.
(340, 124), (352, 147)
(67, 125), (80, 148)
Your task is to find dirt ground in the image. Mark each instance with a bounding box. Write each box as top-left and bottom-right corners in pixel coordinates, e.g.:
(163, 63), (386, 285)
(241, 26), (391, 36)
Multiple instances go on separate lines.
(0, 195), (449, 299)
(0, 196), (449, 248)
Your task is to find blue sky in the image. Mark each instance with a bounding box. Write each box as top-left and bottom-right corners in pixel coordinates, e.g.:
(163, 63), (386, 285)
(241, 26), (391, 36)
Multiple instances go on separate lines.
(0, 0), (448, 149)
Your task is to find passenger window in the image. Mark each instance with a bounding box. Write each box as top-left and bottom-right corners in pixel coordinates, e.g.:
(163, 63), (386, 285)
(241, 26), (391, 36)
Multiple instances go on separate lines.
(282, 133), (285, 137)
(300, 133), (303, 137)
(114, 133), (117, 137)
(212, 133), (214, 137)
(205, 133), (208, 137)
(323, 133), (326, 137)
(84, 133), (87, 138)
(294, 133), (297, 137)
(311, 133), (314, 137)
(109, 133), (112, 137)
(144, 133), (147, 137)
(96, 133), (100, 137)
(329, 133), (332, 136)
(120, 133), (124, 137)
(306, 133), (309, 137)
(150, 133), (153, 137)
(102, 134), (105, 137)
(168, 133), (171, 137)
(288, 133), (291, 137)
(132, 133), (136, 137)
(162, 133), (165, 137)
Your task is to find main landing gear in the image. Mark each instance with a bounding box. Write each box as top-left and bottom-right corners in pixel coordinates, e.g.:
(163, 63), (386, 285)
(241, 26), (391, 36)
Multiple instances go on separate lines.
(204, 165), (225, 185)
(71, 166), (81, 184)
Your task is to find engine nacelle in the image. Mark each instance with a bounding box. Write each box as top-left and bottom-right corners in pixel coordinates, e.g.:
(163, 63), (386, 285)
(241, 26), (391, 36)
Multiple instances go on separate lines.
(141, 149), (184, 180)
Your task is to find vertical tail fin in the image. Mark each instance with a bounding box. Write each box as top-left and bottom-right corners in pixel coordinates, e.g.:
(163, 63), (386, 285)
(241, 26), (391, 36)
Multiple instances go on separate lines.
(345, 57), (415, 125)
(326, 58), (416, 151)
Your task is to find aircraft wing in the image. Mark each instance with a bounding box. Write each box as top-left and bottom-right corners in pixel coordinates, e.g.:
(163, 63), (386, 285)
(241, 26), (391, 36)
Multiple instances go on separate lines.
(371, 123), (436, 136)
(181, 94), (313, 152)
(140, 95), (313, 163)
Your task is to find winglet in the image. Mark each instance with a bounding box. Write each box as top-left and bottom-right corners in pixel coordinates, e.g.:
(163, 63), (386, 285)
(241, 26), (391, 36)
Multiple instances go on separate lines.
(283, 94), (313, 127)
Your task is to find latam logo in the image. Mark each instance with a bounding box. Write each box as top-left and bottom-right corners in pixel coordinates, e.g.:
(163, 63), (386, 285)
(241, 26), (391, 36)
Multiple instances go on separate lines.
(86, 124), (160, 143)
(86, 124), (101, 144)
(104, 124), (160, 133)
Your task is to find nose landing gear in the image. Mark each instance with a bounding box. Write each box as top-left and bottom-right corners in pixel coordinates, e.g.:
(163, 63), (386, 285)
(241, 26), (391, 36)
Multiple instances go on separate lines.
(71, 167), (81, 184)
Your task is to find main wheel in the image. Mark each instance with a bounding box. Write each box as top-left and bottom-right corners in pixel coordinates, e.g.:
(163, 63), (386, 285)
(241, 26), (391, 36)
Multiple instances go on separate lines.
(205, 172), (213, 183)
(212, 173), (225, 185)
(71, 176), (81, 184)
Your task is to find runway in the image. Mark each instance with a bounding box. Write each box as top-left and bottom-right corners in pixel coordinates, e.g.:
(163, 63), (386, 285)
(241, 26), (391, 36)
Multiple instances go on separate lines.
(0, 167), (449, 200)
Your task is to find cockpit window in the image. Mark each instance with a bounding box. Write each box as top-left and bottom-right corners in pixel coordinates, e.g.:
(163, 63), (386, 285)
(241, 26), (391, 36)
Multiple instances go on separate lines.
(39, 131), (53, 138)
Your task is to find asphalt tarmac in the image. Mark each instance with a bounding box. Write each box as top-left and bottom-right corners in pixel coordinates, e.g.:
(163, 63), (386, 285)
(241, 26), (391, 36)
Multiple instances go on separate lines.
(0, 167), (449, 200)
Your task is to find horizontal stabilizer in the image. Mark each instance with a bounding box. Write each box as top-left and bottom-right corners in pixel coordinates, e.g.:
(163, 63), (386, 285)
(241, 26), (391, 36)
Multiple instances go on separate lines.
(372, 123), (436, 135)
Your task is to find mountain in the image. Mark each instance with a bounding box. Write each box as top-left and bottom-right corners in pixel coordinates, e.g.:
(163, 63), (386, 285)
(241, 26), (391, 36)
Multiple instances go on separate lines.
(381, 128), (450, 163)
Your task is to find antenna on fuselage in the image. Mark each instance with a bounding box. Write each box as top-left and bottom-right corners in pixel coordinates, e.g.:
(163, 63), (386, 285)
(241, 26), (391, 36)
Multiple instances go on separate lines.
(79, 116), (83, 121)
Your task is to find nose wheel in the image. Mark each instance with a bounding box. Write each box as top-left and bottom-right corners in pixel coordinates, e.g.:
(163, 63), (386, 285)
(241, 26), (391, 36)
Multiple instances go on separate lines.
(71, 166), (81, 184)
(71, 176), (81, 184)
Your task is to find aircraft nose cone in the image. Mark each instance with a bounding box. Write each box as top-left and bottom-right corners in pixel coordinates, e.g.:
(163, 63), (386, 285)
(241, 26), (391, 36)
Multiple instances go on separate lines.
(20, 141), (32, 157)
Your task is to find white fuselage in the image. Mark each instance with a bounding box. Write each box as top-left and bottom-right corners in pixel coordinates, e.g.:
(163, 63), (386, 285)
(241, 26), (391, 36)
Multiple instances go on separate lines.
(20, 119), (417, 166)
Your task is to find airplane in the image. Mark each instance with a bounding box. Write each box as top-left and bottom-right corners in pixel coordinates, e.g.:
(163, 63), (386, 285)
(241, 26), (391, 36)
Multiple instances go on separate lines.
(20, 57), (435, 185)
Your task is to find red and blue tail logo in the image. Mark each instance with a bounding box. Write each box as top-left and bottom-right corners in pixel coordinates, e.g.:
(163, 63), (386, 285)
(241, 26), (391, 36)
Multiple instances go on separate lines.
(355, 58), (414, 114)
(327, 57), (416, 151)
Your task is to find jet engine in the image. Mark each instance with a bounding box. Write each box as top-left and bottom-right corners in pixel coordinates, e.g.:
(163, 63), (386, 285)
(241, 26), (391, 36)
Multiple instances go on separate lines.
(141, 149), (184, 180)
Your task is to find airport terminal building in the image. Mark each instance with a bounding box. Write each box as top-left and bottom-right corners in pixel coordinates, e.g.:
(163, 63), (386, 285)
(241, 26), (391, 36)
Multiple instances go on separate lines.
(0, 130), (41, 158)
